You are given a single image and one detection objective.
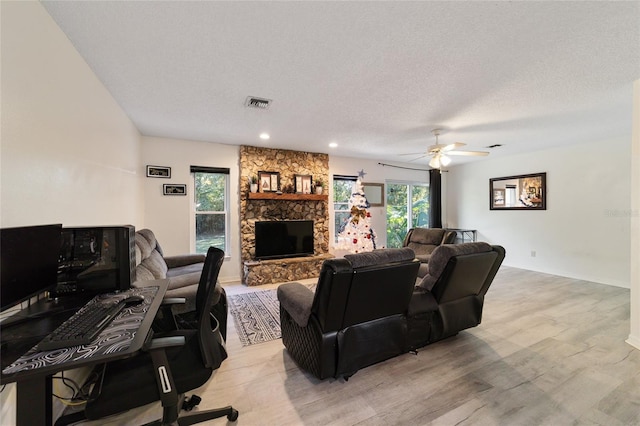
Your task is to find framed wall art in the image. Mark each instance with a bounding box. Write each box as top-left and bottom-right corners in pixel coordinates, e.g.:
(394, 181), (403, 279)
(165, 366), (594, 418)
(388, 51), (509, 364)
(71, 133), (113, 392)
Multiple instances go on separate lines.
(163, 184), (187, 196)
(295, 174), (313, 194)
(258, 171), (280, 192)
(490, 172), (546, 210)
(146, 165), (171, 178)
(363, 182), (385, 207)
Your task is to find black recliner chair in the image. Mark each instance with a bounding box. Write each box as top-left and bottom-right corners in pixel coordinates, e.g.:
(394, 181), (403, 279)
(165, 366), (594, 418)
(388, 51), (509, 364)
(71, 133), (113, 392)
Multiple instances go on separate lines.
(407, 242), (506, 350)
(56, 247), (238, 425)
(277, 248), (420, 380)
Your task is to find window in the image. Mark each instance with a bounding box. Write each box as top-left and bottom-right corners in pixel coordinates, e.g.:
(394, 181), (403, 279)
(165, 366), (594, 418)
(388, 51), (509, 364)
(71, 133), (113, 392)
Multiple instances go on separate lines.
(192, 166), (229, 254)
(386, 181), (429, 248)
(332, 175), (357, 241)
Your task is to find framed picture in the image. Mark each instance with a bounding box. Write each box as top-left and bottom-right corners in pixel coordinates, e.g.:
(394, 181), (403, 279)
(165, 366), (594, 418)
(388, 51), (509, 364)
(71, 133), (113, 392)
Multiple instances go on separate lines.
(490, 172), (546, 210)
(258, 171), (280, 192)
(146, 165), (171, 178)
(363, 182), (385, 207)
(163, 184), (187, 196)
(295, 174), (313, 194)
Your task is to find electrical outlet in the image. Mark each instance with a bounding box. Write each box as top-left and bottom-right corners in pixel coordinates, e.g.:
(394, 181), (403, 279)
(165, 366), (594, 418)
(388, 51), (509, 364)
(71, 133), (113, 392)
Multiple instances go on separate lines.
(531, 250), (536, 257)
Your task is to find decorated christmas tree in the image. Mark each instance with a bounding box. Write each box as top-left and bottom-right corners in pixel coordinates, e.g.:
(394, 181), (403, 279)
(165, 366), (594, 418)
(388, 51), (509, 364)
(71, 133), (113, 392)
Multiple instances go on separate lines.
(335, 175), (377, 253)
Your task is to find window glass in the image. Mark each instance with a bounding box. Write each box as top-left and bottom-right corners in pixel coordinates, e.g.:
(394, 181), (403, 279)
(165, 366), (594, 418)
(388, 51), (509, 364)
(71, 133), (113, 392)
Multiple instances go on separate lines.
(386, 182), (429, 248)
(333, 176), (356, 241)
(194, 172), (228, 253)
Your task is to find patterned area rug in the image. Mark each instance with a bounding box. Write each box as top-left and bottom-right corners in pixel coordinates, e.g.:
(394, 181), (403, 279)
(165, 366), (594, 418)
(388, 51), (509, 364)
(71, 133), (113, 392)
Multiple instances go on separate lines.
(228, 284), (315, 346)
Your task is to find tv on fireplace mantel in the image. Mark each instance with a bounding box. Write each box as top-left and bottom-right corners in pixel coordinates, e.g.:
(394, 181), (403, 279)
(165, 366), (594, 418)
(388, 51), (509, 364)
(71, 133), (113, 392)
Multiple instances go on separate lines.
(254, 220), (314, 260)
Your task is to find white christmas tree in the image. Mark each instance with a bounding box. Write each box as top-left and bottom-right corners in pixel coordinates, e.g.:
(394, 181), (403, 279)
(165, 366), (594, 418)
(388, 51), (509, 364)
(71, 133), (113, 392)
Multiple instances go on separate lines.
(335, 177), (377, 253)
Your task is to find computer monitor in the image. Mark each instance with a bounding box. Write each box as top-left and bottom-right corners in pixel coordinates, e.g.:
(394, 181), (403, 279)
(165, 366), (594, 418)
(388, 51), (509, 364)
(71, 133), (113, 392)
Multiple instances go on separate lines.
(1, 224), (62, 312)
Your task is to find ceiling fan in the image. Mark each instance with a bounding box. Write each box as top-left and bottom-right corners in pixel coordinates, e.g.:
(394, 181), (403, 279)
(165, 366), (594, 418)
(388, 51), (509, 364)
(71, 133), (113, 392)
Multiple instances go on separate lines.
(408, 129), (490, 168)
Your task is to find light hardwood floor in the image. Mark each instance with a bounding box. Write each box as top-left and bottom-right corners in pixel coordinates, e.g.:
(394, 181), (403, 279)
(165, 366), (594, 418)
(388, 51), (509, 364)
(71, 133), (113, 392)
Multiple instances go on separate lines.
(77, 266), (640, 425)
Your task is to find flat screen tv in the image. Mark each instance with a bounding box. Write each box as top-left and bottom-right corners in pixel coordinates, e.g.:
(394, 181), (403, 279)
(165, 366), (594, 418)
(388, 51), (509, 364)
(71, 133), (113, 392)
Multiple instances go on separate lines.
(254, 220), (314, 260)
(1, 224), (62, 312)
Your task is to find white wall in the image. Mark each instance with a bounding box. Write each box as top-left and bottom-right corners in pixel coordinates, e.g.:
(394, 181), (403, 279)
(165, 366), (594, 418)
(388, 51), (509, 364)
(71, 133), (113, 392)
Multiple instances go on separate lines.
(0, 2), (143, 423)
(0, 1), (142, 228)
(329, 156), (430, 249)
(628, 79), (640, 350)
(446, 137), (631, 288)
(141, 136), (241, 282)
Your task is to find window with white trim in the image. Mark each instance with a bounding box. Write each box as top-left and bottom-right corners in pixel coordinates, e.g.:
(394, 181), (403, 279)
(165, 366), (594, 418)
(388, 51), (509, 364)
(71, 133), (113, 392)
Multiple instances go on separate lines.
(192, 166), (229, 254)
(386, 181), (430, 248)
(332, 175), (357, 242)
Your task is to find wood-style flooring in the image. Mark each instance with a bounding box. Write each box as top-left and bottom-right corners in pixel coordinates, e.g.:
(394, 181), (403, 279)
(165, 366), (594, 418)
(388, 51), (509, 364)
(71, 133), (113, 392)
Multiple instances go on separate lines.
(76, 266), (640, 425)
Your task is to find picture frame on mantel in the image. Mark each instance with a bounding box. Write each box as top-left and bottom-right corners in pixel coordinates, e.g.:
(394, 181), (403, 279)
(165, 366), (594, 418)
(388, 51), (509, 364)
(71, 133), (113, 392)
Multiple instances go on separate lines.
(258, 171), (280, 192)
(295, 174), (313, 194)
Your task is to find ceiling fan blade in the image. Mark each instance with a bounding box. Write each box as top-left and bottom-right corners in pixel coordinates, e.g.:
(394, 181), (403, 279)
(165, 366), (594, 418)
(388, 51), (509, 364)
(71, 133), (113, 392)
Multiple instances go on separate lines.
(399, 152), (427, 156)
(441, 142), (466, 152)
(407, 154), (429, 162)
(448, 150), (490, 156)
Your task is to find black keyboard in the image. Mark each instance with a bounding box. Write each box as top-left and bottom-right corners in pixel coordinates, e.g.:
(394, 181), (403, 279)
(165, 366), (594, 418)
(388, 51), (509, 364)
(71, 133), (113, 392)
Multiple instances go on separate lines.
(36, 301), (126, 351)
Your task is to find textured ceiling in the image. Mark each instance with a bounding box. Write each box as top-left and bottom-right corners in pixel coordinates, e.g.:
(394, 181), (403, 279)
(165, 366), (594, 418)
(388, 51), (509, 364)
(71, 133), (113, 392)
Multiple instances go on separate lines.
(42, 1), (640, 167)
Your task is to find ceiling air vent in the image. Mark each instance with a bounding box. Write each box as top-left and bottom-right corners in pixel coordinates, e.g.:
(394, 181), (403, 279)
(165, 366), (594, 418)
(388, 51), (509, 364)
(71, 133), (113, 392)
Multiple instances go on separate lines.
(486, 144), (503, 149)
(245, 96), (272, 110)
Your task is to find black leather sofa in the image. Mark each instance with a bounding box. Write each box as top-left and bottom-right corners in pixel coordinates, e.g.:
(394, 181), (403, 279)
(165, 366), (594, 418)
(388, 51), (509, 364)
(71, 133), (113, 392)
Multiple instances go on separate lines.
(277, 248), (420, 380)
(408, 242), (505, 350)
(278, 243), (505, 380)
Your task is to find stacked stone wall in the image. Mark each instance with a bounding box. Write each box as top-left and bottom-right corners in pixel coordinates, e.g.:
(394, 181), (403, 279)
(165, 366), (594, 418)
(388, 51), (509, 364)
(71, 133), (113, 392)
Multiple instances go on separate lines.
(239, 146), (330, 284)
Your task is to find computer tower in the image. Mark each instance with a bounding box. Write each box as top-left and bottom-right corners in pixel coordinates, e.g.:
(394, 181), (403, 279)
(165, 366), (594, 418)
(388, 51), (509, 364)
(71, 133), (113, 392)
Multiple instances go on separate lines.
(56, 225), (136, 296)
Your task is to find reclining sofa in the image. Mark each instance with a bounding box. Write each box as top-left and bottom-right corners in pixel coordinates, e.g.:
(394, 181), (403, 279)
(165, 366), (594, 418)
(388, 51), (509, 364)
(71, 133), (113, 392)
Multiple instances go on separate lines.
(133, 229), (227, 335)
(278, 248), (419, 380)
(402, 227), (457, 277)
(278, 243), (505, 380)
(407, 242), (505, 349)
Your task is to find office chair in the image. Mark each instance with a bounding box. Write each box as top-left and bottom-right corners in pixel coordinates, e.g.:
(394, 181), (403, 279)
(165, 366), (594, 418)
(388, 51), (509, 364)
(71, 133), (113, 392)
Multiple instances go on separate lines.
(56, 247), (238, 425)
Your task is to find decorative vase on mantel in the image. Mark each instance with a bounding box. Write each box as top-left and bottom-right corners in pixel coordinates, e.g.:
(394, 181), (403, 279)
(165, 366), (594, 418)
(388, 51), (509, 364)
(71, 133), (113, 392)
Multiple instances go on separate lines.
(249, 176), (259, 193)
(315, 186), (323, 195)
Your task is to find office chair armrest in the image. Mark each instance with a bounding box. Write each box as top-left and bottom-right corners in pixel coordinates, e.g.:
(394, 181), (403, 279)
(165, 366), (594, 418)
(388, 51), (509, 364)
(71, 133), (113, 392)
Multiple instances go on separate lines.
(277, 282), (314, 327)
(161, 297), (187, 306)
(147, 336), (186, 350)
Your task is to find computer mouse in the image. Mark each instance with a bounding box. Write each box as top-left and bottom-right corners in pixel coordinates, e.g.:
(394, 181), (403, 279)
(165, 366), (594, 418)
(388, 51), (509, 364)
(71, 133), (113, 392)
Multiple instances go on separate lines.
(122, 295), (145, 306)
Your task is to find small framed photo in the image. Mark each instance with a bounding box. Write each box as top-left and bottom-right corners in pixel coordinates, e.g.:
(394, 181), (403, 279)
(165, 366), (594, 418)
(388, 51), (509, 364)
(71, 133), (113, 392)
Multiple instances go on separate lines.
(258, 171), (280, 192)
(163, 184), (186, 196)
(146, 165), (171, 178)
(362, 182), (384, 206)
(295, 174), (313, 194)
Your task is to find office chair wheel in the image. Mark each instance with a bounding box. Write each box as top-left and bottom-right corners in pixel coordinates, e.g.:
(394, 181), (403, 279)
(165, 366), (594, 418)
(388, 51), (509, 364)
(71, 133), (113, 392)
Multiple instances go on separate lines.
(228, 408), (239, 421)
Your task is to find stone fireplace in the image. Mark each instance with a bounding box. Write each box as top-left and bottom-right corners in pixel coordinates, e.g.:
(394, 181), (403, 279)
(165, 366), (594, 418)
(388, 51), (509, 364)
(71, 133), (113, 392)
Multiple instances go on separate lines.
(239, 145), (332, 285)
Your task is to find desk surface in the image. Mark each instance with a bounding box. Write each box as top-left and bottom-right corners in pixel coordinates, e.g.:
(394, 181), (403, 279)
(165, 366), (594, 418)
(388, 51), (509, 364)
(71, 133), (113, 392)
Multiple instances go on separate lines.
(1, 279), (169, 384)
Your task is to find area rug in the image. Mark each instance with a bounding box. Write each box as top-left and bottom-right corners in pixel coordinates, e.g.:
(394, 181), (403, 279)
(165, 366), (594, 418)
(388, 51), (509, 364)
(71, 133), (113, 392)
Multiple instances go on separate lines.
(228, 284), (315, 347)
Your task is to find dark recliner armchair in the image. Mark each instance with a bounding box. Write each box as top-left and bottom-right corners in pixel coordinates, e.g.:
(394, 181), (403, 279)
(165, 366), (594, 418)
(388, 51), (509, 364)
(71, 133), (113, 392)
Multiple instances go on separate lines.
(402, 228), (457, 277)
(277, 248), (419, 380)
(407, 242), (505, 350)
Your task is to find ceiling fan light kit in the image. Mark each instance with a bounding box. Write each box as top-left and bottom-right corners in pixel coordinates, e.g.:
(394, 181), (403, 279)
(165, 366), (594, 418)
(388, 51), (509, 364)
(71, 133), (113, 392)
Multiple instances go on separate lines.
(424, 128), (489, 169)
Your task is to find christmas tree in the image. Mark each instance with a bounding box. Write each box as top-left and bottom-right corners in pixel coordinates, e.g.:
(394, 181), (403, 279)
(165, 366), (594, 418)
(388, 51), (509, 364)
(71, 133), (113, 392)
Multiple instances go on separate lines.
(335, 176), (377, 253)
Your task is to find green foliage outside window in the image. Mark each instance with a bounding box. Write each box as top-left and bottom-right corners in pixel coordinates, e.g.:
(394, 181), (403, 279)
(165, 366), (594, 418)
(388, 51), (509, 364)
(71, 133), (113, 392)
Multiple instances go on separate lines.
(386, 183), (429, 248)
(194, 172), (226, 253)
(333, 179), (355, 238)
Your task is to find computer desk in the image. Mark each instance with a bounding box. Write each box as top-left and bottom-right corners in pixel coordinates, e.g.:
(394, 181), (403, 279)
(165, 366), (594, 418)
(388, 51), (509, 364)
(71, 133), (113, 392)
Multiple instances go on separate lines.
(0, 279), (169, 426)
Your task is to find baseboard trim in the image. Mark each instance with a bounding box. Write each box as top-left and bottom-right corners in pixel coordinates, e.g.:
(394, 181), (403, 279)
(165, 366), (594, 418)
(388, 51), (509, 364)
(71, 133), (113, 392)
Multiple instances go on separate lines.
(626, 335), (640, 350)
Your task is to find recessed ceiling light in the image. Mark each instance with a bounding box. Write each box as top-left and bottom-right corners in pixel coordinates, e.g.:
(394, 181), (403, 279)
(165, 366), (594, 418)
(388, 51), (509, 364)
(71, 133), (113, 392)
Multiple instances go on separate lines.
(259, 133), (270, 140)
(329, 142), (338, 148)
